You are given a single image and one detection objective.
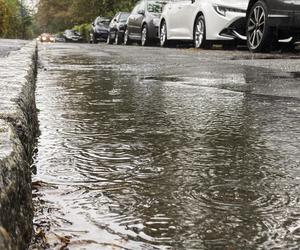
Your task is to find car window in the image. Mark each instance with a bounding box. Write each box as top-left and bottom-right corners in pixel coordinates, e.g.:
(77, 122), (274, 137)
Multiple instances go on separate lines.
(119, 13), (130, 22)
(97, 19), (110, 25)
(147, 0), (165, 13)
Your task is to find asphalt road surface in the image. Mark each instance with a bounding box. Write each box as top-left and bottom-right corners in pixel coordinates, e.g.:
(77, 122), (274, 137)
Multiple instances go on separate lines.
(32, 42), (300, 250)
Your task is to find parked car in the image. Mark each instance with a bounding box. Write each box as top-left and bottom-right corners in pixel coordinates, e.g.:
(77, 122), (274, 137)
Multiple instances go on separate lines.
(54, 34), (66, 43)
(39, 33), (55, 43)
(107, 12), (130, 45)
(246, 0), (300, 52)
(124, 0), (166, 46)
(63, 30), (83, 42)
(159, 0), (248, 48)
(90, 17), (110, 43)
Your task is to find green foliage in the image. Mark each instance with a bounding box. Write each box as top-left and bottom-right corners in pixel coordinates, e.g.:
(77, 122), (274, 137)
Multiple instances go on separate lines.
(36, 0), (137, 33)
(72, 23), (91, 43)
(0, 0), (10, 36)
(0, 0), (33, 39)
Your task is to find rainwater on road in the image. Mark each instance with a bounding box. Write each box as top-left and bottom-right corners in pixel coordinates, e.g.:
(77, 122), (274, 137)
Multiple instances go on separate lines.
(32, 43), (300, 249)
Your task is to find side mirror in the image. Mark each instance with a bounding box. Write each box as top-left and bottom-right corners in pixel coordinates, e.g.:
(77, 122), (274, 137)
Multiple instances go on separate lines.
(92, 23), (95, 27)
(191, 0), (195, 3)
(138, 9), (145, 15)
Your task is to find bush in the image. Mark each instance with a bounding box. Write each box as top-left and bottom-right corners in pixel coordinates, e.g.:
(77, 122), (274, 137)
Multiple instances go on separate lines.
(0, 0), (10, 36)
(72, 23), (91, 43)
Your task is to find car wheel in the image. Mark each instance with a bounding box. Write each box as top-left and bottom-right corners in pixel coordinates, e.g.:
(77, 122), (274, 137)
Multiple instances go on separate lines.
(92, 34), (98, 44)
(124, 29), (131, 45)
(107, 33), (113, 44)
(194, 15), (211, 49)
(114, 31), (120, 45)
(160, 22), (168, 47)
(247, 1), (272, 52)
(141, 25), (149, 46)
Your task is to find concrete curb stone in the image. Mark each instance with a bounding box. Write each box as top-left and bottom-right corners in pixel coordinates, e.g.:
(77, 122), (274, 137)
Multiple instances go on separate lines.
(0, 41), (38, 250)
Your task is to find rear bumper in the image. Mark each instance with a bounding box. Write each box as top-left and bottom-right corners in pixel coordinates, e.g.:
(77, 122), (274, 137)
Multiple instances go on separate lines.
(95, 32), (109, 40)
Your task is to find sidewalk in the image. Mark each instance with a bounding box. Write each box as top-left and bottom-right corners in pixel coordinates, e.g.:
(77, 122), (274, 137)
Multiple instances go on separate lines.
(0, 39), (29, 58)
(0, 40), (38, 250)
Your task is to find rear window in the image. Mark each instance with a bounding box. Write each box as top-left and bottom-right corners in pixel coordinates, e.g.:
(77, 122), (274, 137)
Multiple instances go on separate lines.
(147, 1), (165, 13)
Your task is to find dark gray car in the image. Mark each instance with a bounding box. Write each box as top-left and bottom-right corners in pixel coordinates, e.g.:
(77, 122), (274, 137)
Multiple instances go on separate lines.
(124, 0), (166, 46)
(246, 0), (300, 52)
(90, 17), (110, 43)
(107, 12), (130, 45)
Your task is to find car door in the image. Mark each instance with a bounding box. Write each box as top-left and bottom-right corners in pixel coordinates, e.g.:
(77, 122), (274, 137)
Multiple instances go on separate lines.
(133, 0), (146, 38)
(174, 0), (197, 39)
(294, 0), (300, 25)
(167, 0), (184, 39)
(127, 3), (140, 37)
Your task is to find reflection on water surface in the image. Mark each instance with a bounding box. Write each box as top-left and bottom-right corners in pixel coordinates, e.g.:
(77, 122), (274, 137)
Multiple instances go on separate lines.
(33, 45), (300, 249)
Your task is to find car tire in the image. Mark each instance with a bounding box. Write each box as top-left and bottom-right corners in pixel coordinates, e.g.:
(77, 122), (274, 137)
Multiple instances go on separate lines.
(114, 31), (120, 45)
(92, 34), (98, 44)
(247, 1), (273, 52)
(160, 22), (169, 47)
(107, 33), (113, 44)
(194, 15), (211, 49)
(141, 25), (150, 46)
(124, 29), (131, 45)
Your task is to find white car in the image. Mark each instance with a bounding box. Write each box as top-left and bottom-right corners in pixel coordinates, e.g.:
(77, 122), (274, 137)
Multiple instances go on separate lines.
(159, 0), (249, 48)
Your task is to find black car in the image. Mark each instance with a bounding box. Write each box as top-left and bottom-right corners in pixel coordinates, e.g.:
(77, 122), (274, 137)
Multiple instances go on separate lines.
(246, 0), (300, 52)
(107, 12), (130, 45)
(63, 30), (83, 42)
(124, 0), (165, 46)
(90, 17), (110, 43)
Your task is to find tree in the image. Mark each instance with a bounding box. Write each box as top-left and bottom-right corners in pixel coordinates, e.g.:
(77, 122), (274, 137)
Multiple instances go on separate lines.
(0, 0), (33, 39)
(0, 0), (10, 36)
(36, 0), (73, 33)
(36, 0), (137, 33)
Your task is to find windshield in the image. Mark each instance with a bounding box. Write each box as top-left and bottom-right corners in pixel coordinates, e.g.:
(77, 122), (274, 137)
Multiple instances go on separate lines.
(147, 1), (165, 13)
(96, 19), (110, 26)
(119, 13), (130, 22)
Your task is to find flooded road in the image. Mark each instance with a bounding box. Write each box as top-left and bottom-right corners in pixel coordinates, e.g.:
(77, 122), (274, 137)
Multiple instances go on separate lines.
(33, 43), (300, 249)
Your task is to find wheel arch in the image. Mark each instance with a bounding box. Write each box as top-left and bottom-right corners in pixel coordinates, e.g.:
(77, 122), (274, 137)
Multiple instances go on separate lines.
(141, 21), (148, 32)
(247, 0), (269, 18)
(160, 18), (166, 30)
(193, 12), (204, 36)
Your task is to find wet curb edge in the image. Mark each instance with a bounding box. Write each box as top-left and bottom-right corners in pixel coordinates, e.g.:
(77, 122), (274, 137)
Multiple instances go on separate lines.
(0, 41), (38, 250)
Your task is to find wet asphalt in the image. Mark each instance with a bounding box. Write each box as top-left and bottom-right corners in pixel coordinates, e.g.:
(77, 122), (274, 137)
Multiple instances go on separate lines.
(32, 42), (300, 249)
(0, 39), (29, 57)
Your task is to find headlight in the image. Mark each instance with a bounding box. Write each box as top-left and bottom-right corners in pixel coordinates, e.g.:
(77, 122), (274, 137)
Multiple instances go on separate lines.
(42, 36), (47, 41)
(214, 5), (246, 17)
(50, 37), (55, 42)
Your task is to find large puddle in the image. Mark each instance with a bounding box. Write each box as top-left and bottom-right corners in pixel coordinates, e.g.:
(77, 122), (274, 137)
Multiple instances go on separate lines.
(32, 44), (300, 249)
